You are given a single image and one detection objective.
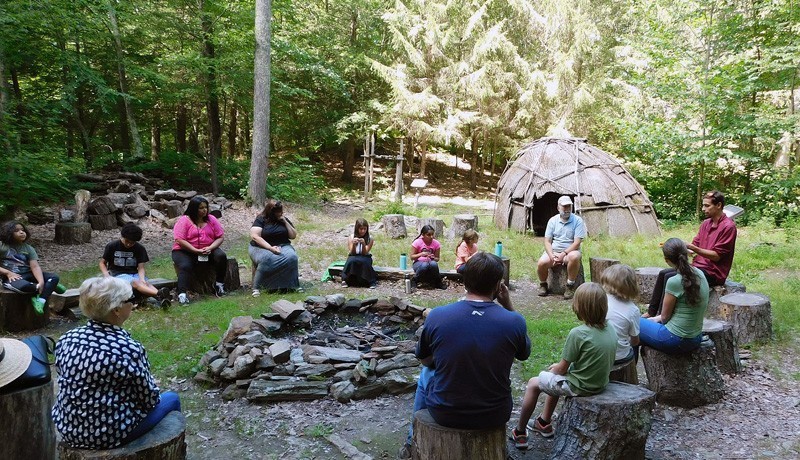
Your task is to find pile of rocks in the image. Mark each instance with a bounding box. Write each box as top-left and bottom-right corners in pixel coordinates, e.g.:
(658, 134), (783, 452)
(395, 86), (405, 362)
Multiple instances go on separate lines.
(194, 295), (431, 403)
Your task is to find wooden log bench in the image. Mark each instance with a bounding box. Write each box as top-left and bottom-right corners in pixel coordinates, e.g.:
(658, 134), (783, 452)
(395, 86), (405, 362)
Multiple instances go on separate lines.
(549, 382), (656, 460)
(609, 358), (639, 384)
(715, 292), (772, 345)
(589, 257), (619, 282)
(0, 380), (56, 460)
(49, 278), (178, 313)
(0, 288), (49, 332)
(703, 318), (741, 375)
(635, 266), (663, 304)
(57, 411), (187, 460)
(640, 343), (724, 408)
(327, 257), (511, 287)
(546, 260), (585, 295)
(412, 409), (505, 460)
(707, 280), (746, 318)
(176, 257), (240, 295)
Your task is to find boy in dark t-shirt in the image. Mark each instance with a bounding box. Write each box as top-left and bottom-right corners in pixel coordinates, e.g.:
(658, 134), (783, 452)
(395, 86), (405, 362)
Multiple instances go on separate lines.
(100, 223), (170, 308)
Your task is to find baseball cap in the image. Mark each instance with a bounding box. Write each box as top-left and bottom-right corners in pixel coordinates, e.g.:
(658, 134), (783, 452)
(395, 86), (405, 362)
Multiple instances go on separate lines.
(558, 196), (573, 207)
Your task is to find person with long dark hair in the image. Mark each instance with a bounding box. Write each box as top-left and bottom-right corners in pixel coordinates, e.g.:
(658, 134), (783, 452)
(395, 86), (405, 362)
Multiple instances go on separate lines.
(410, 225), (446, 289)
(639, 238), (709, 354)
(171, 196), (227, 304)
(249, 199), (300, 295)
(341, 218), (377, 288)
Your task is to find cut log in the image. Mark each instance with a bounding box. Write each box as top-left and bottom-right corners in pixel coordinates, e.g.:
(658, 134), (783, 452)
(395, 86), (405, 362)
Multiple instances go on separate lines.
(550, 382), (655, 460)
(640, 343), (724, 408)
(382, 214), (407, 239)
(635, 267), (663, 304)
(707, 280), (746, 318)
(416, 218), (444, 239)
(0, 380), (55, 460)
(88, 196), (118, 215)
(74, 190), (92, 222)
(89, 213), (118, 231)
(546, 260), (585, 295)
(269, 299), (306, 322)
(716, 292), (772, 344)
(0, 288), (49, 331)
(590, 257), (619, 282)
(183, 257), (240, 295)
(57, 411), (187, 460)
(412, 409), (505, 460)
(54, 222), (92, 245)
(703, 318), (741, 375)
(608, 358), (639, 384)
(449, 214), (477, 239)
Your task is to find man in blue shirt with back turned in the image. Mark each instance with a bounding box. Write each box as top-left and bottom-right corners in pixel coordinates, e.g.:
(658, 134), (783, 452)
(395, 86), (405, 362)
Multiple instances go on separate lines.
(399, 252), (531, 458)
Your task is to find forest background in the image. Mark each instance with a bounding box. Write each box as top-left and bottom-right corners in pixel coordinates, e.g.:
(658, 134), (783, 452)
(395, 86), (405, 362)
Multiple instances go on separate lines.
(1, 0), (799, 224)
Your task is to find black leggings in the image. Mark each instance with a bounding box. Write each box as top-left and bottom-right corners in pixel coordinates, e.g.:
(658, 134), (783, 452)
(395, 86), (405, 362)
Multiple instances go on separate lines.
(171, 249), (227, 294)
(647, 267), (723, 317)
(4, 272), (59, 300)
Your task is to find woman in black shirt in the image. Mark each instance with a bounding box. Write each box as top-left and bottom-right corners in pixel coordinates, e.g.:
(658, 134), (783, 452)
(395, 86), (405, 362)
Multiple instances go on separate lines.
(249, 200), (300, 295)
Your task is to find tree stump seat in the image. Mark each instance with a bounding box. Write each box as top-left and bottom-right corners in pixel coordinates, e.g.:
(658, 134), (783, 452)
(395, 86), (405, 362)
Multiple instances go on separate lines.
(550, 382), (656, 460)
(716, 292), (772, 345)
(54, 222), (92, 245)
(449, 214), (477, 239)
(703, 318), (741, 375)
(707, 280), (746, 318)
(416, 218), (445, 240)
(175, 257), (240, 295)
(0, 380), (55, 460)
(58, 411), (187, 460)
(634, 266), (663, 304)
(546, 260), (585, 295)
(382, 214), (407, 239)
(412, 409), (506, 460)
(641, 343), (724, 408)
(589, 257), (619, 282)
(0, 288), (49, 331)
(609, 358), (639, 384)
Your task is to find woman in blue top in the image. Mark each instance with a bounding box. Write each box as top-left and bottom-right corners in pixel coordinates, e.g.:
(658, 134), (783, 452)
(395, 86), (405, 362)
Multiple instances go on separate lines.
(249, 200), (300, 296)
(639, 238), (709, 354)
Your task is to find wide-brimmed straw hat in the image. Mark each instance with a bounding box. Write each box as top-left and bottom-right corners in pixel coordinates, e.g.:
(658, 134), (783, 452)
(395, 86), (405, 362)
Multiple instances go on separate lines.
(0, 338), (32, 388)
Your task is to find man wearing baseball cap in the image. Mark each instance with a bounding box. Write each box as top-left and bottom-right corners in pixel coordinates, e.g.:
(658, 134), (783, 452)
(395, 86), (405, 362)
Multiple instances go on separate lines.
(537, 195), (587, 300)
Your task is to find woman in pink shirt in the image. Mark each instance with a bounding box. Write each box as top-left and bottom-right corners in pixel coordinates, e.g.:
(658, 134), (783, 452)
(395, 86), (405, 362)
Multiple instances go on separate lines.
(454, 229), (479, 274)
(171, 196), (226, 304)
(410, 225), (446, 289)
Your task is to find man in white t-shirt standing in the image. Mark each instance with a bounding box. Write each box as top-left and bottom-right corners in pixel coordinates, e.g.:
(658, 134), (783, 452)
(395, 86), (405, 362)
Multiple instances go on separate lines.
(537, 196), (587, 300)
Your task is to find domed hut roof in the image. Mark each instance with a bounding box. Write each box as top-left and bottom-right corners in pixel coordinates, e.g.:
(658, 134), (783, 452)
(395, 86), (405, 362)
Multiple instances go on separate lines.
(494, 137), (660, 236)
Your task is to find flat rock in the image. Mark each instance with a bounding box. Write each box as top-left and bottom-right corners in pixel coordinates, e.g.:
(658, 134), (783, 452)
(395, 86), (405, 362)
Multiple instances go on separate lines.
(269, 341), (292, 364)
(306, 346), (363, 363)
(247, 379), (330, 403)
(375, 353), (420, 376)
(251, 318), (282, 334)
(352, 380), (385, 400)
(222, 316), (254, 344)
(326, 294), (346, 307)
(379, 368), (418, 395)
(270, 299), (306, 322)
(238, 331), (267, 345)
(294, 363), (336, 379)
(330, 380), (356, 403)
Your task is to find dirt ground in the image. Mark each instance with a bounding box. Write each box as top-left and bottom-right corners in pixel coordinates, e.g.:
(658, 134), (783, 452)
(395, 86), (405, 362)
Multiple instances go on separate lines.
(17, 157), (800, 459)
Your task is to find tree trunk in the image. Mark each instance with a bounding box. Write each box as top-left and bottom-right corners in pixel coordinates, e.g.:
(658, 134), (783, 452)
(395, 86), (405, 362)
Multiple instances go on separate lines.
(0, 46), (9, 153)
(419, 138), (428, 177)
(641, 344), (724, 408)
(702, 319), (741, 375)
(176, 104), (187, 153)
(412, 409), (506, 460)
(248, 0), (272, 208)
(189, 116), (200, 155)
(201, 0), (221, 194)
(717, 292), (773, 345)
(341, 137), (355, 182)
(0, 381), (55, 460)
(470, 133), (478, 190)
(151, 105), (161, 159)
(107, 1), (144, 159)
(382, 214), (407, 239)
(228, 103), (237, 158)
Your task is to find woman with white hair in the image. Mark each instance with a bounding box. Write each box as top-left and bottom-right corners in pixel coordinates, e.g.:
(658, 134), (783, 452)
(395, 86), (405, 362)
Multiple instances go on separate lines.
(52, 276), (181, 449)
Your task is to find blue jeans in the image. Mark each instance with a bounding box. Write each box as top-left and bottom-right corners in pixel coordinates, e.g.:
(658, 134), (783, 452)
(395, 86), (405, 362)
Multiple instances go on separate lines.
(412, 260), (440, 286)
(639, 318), (701, 354)
(407, 366), (434, 445)
(122, 391), (181, 444)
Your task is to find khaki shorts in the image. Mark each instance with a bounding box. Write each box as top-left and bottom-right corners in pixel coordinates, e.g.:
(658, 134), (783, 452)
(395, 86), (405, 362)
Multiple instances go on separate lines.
(538, 371), (578, 397)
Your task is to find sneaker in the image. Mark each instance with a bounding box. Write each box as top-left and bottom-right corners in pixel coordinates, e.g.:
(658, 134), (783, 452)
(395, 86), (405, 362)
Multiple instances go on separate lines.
(509, 427), (529, 450)
(369, 283), (377, 289)
(564, 283), (575, 300)
(252, 289), (261, 298)
(437, 280), (449, 290)
(31, 296), (46, 315)
(3, 282), (26, 294)
(55, 283), (68, 294)
(214, 282), (226, 297)
(157, 287), (171, 302)
(398, 441), (412, 459)
(538, 282), (549, 297)
(341, 281), (348, 288)
(529, 417), (554, 438)
(178, 293), (189, 305)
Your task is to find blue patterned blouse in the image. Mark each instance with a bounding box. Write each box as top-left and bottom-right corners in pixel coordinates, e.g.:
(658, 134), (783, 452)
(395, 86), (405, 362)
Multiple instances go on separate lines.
(52, 320), (160, 449)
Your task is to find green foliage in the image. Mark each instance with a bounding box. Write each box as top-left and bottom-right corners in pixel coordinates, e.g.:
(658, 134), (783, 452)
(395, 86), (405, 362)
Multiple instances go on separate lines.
(263, 153), (327, 203)
(370, 201), (410, 222)
(0, 149), (81, 216)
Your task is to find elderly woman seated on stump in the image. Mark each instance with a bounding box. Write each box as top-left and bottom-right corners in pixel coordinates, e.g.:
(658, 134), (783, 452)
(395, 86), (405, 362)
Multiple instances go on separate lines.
(52, 276), (181, 449)
(249, 199), (301, 296)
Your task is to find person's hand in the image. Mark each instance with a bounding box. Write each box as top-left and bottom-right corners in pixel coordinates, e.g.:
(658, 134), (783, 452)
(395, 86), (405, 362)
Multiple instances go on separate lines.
(201, 247), (212, 255)
(646, 315), (662, 323)
(548, 362), (559, 371)
(6, 272), (21, 282)
(496, 283), (512, 310)
(271, 246), (282, 255)
(641, 312), (651, 318)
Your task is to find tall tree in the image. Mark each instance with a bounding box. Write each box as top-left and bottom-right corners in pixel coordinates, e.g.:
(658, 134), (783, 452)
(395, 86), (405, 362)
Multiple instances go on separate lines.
(249, 0), (271, 207)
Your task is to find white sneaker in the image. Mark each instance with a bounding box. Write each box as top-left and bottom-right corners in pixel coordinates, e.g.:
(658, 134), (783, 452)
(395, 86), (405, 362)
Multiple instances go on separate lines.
(252, 289), (261, 298)
(178, 293), (189, 305)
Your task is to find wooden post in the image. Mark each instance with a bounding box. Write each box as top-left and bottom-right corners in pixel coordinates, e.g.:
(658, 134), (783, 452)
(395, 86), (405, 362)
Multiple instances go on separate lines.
(412, 409), (506, 460)
(395, 138), (405, 202)
(363, 134), (370, 203)
(0, 381), (55, 460)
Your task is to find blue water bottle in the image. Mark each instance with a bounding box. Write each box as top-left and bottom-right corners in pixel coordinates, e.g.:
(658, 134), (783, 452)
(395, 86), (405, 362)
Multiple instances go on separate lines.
(495, 241), (503, 257)
(400, 253), (408, 270)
